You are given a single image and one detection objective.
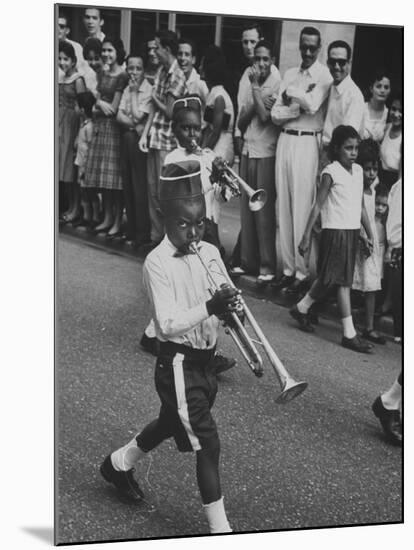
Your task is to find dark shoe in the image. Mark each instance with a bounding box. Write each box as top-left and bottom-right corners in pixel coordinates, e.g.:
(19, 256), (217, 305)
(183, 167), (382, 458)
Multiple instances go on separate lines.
(362, 330), (386, 345)
(372, 396), (402, 446)
(308, 305), (319, 325)
(100, 454), (144, 502)
(271, 274), (295, 290)
(289, 305), (314, 333)
(285, 277), (311, 295)
(213, 353), (236, 374)
(341, 335), (372, 354)
(140, 333), (158, 356)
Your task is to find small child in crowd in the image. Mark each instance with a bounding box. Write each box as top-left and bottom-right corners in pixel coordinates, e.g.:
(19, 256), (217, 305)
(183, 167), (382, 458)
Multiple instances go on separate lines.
(101, 160), (238, 534)
(380, 92), (402, 190)
(74, 91), (100, 228)
(352, 140), (387, 344)
(290, 125), (374, 354)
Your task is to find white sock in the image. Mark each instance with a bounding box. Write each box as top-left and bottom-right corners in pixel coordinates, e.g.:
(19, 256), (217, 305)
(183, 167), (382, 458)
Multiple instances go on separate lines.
(111, 436), (146, 471)
(297, 293), (315, 314)
(381, 378), (402, 410)
(145, 319), (156, 338)
(341, 316), (356, 339)
(202, 496), (232, 534)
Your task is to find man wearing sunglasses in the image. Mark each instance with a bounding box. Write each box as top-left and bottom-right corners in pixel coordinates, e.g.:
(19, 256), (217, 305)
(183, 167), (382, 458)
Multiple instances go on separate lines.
(270, 27), (332, 295)
(322, 40), (364, 150)
(57, 13), (85, 69)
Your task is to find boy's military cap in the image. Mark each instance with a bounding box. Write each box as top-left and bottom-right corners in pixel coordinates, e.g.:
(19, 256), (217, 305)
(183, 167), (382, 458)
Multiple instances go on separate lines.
(159, 160), (203, 201)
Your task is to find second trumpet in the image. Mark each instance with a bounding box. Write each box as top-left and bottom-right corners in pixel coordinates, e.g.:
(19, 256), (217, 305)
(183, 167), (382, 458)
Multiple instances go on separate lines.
(211, 157), (267, 212)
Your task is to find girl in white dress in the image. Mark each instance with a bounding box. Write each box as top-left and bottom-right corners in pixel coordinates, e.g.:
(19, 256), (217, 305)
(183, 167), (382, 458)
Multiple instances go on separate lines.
(352, 140), (387, 344)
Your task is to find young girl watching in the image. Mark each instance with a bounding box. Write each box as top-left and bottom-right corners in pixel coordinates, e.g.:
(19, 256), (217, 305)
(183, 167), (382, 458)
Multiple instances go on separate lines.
(82, 37), (103, 96)
(58, 40), (86, 222)
(84, 36), (129, 237)
(380, 92), (402, 190)
(352, 140), (387, 344)
(290, 125), (374, 354)
(74, 91), (100, 229)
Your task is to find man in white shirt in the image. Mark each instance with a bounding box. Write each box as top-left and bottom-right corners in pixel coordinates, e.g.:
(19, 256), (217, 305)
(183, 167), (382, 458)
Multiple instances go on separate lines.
(237, 40), (281, 283)
(177, 38), (209, 107)
(271, 27), (332, 294)
(322, 40), (364, 147)
(83, 7), (106, 43)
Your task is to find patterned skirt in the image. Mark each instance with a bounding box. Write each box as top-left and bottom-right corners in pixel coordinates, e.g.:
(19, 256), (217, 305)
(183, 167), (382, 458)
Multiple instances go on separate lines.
(84, 117), (123, 190)
(317, 229), (359, 287)
(59, 107), (80, 183)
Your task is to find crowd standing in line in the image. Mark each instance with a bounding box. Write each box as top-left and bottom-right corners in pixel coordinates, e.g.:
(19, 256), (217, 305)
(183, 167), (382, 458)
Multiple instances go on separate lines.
(58, 9), (403, 466)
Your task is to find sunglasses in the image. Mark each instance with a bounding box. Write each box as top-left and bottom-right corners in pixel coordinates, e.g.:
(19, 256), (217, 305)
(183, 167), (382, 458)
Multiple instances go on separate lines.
(58, 23), (66, 29)
(300, 44), (319, 54)
(327, 57), (348, 68)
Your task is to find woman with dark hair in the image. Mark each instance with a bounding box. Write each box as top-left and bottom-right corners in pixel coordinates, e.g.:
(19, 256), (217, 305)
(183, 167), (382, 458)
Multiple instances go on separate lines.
(380, 92), (402, 191)
(361, 69), (391, 142)
(58, 40), (86, 222)
(82, 37), (103, 96)
(201, 57), (235, 165)
(84, 36), (128, 237)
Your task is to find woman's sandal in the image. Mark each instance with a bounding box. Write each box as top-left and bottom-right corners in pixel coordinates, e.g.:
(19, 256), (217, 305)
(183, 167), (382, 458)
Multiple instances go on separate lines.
(361, 330), (386, 345)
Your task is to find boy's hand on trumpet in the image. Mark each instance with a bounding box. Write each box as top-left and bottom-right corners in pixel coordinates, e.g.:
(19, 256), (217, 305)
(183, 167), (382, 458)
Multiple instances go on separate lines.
(206, 284), (240, 316)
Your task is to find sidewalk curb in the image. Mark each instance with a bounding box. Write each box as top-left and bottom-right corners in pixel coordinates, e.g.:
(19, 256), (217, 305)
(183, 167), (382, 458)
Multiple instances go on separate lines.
(59, 224), (395, 339)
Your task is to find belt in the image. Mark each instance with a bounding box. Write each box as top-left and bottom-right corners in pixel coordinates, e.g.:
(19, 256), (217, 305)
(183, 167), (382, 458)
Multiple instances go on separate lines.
(159, 341), (216, 363)
(282, 128), (320, 137)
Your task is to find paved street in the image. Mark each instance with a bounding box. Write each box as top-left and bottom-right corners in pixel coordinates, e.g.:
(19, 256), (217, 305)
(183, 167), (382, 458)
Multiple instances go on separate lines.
(56, 235), (402, 545)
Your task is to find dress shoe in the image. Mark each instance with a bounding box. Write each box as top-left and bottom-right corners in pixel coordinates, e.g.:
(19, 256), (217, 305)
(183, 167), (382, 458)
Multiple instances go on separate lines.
(140, 333), (158, 356)
(229, 266), (246, 276)
(362, 330), (386, 345)
(285, 277), (311, 295)
(341, 335), (372, 354)
(213, 353), (236, 374)
(256, 273), (276, 285)
(372, 396), (402, 446)
(289, 305), (314, 333)
(271, 274), (295, 290)
(100, 454), (144, 502)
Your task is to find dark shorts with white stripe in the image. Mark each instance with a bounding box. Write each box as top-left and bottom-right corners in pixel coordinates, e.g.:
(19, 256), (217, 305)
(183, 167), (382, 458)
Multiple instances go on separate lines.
(136, 341), (219, 453)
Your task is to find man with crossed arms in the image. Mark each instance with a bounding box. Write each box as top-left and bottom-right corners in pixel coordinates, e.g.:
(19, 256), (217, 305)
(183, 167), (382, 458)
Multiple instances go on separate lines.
(271, 26), (332, 294)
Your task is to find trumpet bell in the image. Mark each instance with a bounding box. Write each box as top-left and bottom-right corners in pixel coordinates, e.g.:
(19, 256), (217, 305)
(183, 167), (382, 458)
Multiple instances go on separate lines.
(275, 379), (308, 404)
(249, 189), (267, 212)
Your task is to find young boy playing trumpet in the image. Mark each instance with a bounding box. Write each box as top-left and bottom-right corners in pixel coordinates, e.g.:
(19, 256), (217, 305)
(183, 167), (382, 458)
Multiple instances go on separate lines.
(101, 159), (239, 534)
(140, 95), (235, 376)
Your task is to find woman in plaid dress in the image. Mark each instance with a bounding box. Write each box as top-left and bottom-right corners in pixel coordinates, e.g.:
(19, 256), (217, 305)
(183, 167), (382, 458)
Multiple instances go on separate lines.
(85, 37), (128, 237)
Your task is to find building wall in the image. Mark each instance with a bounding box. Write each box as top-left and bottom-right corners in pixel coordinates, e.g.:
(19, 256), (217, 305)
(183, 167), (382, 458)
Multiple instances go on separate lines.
(278, 19), (356, 76)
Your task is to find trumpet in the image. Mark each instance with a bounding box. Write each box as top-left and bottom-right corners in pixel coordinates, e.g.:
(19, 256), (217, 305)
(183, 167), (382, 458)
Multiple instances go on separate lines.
(189, 140), (267, 212)
(189, 243), (308, 404)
